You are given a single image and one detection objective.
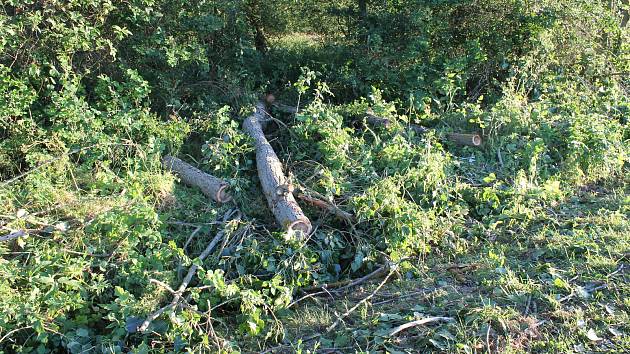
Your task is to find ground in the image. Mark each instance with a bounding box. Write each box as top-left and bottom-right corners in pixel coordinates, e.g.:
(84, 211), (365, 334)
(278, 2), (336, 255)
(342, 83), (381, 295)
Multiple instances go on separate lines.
(272, 186), (629, 353)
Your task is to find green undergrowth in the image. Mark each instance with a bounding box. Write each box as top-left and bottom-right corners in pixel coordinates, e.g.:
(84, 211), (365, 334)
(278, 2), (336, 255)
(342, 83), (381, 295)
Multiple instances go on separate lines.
(1, 0), (629, 352)
(281, 184), (629, 353)
(1, 70), (627, 351)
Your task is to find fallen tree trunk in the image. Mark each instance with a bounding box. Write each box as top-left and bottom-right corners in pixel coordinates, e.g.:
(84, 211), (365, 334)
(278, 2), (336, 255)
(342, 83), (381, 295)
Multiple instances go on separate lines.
(162, 155), (232, 203)
(365, 112), (482, 146)
(243, 102), (312, 236)
(365, 113), (429, 135)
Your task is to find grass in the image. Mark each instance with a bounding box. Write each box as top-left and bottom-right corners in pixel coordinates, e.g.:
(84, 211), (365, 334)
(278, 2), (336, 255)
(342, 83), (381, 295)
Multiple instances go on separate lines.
(275, 184), (629, 353)
(2, 81), (626, 352)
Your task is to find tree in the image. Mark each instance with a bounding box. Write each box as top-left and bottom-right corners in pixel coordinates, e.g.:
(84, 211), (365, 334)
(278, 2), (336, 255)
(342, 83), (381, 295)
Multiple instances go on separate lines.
(246, 0), (269, 53)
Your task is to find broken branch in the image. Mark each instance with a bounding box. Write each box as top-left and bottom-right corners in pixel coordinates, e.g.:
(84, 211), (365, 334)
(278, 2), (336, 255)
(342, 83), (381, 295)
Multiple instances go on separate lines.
(326, 267), (395, 332)
(290, 264), (389, 308)
(139, 210), (240, 332)
(0, 230), (27, 242)
(296, 193), (355, 224)
(300, 264), (387, 295)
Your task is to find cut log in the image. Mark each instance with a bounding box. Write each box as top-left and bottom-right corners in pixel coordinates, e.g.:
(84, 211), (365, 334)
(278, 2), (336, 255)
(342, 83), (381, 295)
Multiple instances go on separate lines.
(162, 155), (232, 203)
(273, 103), (481, 148)
(243, 102), (312, 236)
(447, 133), (482, 147)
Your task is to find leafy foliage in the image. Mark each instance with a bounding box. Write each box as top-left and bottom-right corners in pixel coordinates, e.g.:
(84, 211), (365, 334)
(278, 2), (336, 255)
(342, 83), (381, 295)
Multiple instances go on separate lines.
(1, 0), (628, 352)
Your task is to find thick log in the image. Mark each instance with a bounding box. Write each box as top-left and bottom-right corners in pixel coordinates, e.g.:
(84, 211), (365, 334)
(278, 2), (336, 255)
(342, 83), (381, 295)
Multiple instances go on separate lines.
(243, 102), (312, 236)
(162, 155), (232, 203)
(447, 133), (482, 147)
(273, 103), (480, 147)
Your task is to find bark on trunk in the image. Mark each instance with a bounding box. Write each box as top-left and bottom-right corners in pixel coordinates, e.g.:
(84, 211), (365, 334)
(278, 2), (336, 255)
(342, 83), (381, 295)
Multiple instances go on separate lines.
(243, 102), (312, 236)
(447, 133), (482, 147)
(162, 155), (232, 203)
(273, 103), (481, 147)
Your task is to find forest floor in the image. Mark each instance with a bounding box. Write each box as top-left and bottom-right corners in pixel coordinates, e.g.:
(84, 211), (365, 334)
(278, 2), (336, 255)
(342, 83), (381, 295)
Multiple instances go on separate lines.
(274, 186), (629, 353)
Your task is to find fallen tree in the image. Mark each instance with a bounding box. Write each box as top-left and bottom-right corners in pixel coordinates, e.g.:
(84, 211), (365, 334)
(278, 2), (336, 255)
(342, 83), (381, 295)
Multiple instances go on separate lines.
(162, 155), (232, 203)
(243, 102), (312, 236)
(365, 112), (481, 146)
(273, 102), (481, 146)
(365, 112), (429, 135)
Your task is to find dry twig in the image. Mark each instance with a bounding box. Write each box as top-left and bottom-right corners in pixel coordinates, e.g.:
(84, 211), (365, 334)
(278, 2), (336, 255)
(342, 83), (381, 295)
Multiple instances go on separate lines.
(326, 265), (395, 332)
(387, 316), (455, 337)
(138, 210), (240, 332)
(0, 230), (27, 242)
(290, 265), (389, 308)
(296, 193), (355, 224)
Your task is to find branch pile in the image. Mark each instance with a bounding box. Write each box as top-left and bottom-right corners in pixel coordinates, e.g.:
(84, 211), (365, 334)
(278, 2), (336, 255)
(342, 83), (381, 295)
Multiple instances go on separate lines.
(163, 102), (322, 237)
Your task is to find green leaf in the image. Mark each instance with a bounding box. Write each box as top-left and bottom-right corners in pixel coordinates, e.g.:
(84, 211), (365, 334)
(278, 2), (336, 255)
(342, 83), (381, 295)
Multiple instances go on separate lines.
(76, 328), (89, 337)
